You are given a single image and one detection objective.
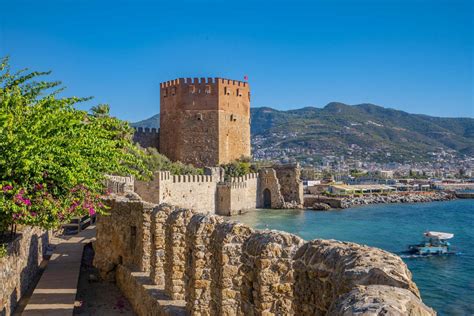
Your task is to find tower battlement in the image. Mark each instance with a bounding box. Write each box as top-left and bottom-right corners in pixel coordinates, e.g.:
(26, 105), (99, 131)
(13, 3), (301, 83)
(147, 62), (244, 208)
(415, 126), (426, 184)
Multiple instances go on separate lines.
(159, 76), (251, 167)
(160, 77), (248, 89)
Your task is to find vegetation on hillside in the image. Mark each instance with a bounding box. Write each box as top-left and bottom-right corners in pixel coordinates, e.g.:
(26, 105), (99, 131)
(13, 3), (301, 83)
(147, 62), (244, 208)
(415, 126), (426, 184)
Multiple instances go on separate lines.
(133, 103), (473, 164)
(251, 103), (474, 163)
(0, 57), (151, 234)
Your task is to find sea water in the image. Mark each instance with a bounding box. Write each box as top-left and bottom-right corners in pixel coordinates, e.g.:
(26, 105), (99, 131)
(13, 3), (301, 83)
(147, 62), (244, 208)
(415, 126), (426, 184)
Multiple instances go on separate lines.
(233, 199), (474, 316)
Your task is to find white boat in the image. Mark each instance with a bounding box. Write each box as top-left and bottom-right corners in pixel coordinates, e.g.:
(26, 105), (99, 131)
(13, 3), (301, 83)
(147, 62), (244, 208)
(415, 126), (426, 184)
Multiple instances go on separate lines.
(407, 231), (455, 256)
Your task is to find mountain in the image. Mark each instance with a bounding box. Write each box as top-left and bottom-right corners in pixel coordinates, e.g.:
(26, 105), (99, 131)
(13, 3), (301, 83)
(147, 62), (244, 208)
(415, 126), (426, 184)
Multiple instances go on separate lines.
(132, 102), (474, 163)
(132, 113), (160, 129)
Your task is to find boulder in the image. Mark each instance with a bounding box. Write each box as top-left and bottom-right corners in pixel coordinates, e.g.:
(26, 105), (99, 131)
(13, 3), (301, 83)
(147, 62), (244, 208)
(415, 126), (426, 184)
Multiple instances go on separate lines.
(328, 285), (436, 316)
(311, 202), (331, 211)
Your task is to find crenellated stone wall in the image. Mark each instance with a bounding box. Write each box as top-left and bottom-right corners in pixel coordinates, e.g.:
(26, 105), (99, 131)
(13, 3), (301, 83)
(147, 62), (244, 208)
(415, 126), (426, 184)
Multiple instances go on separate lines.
(216, 173), (259, 216)
(133, 127), (160, 150)
(105, 175), (134, 194)
(94, 196), (436, 316)
(0, 227), (50, 315)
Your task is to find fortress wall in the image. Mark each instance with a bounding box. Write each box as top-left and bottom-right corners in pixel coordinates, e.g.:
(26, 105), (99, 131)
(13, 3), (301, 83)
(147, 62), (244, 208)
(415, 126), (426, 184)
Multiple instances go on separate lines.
(133, 127), (160, 150)
(105, 175), (134, 194)
(185, 214), (223, 315)
(274, 163), (304, 205)
(95, 196), (434, 316)
(93, 197), (154, 280)
(164, 209), (194, 300)
(135, 171), (218, 214)
(0, 227), (49, 315)
(216, 173), (259, 216)
(258, 168), (285, 208)
(241, 231), (305, 314)
(210, 221), (253, 315)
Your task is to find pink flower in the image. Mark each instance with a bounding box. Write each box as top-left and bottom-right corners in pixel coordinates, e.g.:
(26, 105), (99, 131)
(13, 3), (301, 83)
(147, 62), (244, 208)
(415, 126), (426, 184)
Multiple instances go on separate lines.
(88, 207), (96, 216)
(30, 211), (37, 217)
(23, 199), (31, 206)
(2, 185), (13, 192)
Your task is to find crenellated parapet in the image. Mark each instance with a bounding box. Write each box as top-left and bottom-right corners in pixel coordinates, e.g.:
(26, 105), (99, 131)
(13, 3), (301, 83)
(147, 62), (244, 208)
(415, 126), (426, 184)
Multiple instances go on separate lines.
(94, 197), (436, 316)
(105, 175), (134, 194)
(133, 127), (159, 150)
(160, 77), (248, 89)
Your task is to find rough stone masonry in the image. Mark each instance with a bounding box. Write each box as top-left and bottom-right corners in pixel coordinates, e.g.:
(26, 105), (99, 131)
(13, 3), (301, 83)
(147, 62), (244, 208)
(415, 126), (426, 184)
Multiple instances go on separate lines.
(93, 194), (436, 316)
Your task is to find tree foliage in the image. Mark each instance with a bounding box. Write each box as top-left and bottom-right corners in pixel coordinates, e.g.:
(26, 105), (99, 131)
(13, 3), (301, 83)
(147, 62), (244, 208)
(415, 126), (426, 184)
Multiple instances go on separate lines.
(141, 147), (203, 175)
(0, 57), (150, 231)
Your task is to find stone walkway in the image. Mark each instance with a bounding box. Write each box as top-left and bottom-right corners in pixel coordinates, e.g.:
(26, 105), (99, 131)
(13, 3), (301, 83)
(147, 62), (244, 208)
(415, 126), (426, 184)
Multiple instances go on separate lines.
(20, 226), (96, 316)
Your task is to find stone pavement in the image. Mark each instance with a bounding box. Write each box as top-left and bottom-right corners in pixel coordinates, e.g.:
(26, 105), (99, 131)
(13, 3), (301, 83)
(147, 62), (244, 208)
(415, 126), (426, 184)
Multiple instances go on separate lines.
(20, 226), (95, 316)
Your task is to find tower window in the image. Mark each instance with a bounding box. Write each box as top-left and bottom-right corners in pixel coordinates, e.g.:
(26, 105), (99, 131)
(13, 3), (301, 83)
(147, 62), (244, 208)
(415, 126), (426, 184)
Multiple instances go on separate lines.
(163, 88), (168, 97)
(205, 85), (211, 94)
(171, 87), (176, 96)
(237, 88), (242, 96)
(230, 114), (237, 121)
(197, 113), (203, 120)
(189, 85), (196, 94)
(224, 86), (231, 95)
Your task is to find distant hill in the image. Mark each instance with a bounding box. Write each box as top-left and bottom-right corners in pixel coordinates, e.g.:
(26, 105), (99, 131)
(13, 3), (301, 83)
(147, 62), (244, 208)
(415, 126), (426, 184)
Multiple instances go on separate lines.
(132, 102), (474, 163)
(132, 113), (160, 129)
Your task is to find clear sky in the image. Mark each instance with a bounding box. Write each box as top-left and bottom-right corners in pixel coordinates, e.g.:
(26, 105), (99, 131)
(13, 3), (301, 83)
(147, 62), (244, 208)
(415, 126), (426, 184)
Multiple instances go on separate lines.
(1, 0), (472, 121)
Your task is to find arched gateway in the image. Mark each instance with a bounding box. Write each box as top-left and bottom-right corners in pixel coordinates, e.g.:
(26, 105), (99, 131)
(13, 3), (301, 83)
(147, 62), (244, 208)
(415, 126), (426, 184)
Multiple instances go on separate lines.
(263, 188), (272, 208)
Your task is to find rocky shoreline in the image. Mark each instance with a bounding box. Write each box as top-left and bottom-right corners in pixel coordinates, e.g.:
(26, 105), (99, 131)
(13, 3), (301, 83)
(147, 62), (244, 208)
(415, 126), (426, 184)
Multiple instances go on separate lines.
(310, 191), (456, 210)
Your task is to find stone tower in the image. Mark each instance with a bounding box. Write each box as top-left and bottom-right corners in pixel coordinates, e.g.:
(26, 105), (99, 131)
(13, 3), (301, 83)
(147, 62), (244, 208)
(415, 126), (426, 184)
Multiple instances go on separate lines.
(159, 77), (251, 167)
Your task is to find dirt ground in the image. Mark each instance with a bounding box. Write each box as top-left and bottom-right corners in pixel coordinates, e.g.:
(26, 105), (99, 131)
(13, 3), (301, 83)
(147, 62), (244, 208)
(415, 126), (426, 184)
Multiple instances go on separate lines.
(73, 243), (135, 315)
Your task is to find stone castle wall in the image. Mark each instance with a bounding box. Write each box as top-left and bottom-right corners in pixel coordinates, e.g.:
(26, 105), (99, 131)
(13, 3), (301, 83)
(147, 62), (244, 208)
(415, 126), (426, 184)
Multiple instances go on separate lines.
(0, 227), (49, 315)
(135, 171), (218, 214)
(111, 164), (303, 216)
(94, 196), (435, 316)
(216, 174), (259, 216)
(136, 171), (270, 216)
(159, 78), (250, 167)
(274, 163), (304, 205)
(133, 127), (160, 150)
(105, 175), (134, 194)
(258, 168), (285, 208)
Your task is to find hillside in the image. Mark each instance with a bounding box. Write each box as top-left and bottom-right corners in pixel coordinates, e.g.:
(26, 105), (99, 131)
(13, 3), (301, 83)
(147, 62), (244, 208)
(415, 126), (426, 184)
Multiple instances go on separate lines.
(132, 102), (474, 163)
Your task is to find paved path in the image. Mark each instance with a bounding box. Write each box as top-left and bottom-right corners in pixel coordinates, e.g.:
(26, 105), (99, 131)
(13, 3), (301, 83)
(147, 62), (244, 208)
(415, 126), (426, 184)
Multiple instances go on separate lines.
(21, 226), (95, 316)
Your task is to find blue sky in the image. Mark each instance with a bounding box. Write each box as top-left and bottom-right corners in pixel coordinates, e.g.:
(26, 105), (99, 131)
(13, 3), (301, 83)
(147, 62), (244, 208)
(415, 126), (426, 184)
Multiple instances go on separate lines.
(1, 0), (472, 121)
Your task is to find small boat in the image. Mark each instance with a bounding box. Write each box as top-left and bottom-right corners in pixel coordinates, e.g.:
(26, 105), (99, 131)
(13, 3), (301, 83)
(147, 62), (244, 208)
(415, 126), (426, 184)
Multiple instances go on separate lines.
(406, 231), (455, 256)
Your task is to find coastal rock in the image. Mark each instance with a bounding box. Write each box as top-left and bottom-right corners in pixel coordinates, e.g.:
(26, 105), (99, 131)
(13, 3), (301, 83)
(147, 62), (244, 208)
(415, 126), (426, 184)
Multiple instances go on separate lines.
(293, 239), (420, 314)
(328, 285), (436, 316)
(338, 192), (455, 209)
(283, 200), (304, 209)
(311, 202), (331, 211)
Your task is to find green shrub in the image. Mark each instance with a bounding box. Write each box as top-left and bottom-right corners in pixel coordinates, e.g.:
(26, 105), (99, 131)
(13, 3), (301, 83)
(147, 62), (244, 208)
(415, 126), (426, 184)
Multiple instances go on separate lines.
(141, 147), (203, 175)
(0, 57), (150, 231)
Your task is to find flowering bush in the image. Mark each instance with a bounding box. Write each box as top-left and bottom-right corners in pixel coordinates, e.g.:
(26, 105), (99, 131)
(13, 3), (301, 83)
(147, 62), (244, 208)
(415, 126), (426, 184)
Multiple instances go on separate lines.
(0, 57), (150, 231)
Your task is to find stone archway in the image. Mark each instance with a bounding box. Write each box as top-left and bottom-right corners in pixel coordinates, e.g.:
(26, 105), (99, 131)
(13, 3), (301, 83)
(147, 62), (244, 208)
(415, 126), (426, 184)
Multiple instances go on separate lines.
(263, 188), (272, 208)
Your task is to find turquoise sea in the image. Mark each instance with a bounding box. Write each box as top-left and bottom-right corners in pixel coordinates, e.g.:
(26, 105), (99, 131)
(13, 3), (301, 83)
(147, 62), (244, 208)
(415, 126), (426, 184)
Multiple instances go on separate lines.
(233, 200), (474, 316)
